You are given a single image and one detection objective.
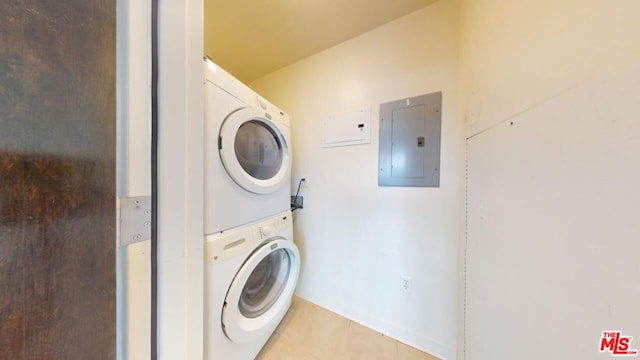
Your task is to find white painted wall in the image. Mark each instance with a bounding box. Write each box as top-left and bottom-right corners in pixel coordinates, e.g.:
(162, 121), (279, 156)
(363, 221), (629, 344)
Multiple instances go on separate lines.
(460, 0), (640, 137)
(465, 63), (640, 360)
(251, 1), (462, 358)
(460, 1), (640, 358)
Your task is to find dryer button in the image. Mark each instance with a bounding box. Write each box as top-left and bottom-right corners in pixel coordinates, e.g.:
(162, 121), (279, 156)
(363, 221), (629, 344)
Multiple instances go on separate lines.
(257, 96), (268, 110)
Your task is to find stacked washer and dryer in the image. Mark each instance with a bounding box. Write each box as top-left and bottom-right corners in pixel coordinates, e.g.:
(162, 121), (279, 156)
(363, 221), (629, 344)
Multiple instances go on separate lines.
(203, 59), (300, 360)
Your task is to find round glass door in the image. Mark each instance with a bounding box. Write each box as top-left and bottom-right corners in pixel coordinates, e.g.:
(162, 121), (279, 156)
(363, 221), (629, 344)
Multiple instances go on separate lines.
(239, 248), (290, 318)
(219, 107), (291, 194)
(234, 120), (283, 181)
(222, 239), (300, 344)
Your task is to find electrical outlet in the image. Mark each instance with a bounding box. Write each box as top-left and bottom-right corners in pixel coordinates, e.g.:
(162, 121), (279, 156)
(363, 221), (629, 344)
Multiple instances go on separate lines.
(401, 277), (411, 292)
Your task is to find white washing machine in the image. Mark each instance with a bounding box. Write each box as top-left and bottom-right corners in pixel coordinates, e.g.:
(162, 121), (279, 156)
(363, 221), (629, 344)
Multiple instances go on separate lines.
(204, 210), (300, 360)
(204, 59), (292, 235)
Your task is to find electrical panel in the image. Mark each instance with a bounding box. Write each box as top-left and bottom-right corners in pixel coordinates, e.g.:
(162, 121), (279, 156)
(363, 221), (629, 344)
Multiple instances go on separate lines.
(378, 92), (442, 187)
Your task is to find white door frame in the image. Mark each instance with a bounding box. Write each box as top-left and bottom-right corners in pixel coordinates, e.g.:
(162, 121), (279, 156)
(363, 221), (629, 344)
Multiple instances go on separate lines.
(157, 0), (205, 359)
(118, 0), (205, 358)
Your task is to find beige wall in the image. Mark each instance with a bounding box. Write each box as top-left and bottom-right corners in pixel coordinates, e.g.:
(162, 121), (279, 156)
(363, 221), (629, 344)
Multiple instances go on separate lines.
(248, 1), (640, 359)
(460, 0), (640, 137)
(460, 1), (640, 359)
(252, 1), (462, 358)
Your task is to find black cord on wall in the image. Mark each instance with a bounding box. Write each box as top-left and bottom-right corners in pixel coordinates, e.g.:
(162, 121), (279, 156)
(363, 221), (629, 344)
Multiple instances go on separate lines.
(291, 178), (306, 211)
(150, 0), (158, 358)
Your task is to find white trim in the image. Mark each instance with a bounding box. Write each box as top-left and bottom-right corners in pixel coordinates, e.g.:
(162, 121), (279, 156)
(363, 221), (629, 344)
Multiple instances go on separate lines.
(116, 0), (152, 198)
(219, 108), (291, 194)
(157, 0), (204, 358)
(116, 0), (152, 359)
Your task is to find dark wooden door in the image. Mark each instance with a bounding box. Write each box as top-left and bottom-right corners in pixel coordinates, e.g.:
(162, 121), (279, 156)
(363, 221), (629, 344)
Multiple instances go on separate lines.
(0, 1), (116, 359)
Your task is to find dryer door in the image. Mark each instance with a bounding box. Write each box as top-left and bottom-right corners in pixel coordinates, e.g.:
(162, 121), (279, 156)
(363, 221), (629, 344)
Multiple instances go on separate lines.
(222, 238), (300, 344)
(219, 107), (291, 194)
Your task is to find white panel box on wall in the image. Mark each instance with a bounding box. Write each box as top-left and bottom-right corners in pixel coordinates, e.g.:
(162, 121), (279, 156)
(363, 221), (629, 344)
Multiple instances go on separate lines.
(322, 107), (371, 148)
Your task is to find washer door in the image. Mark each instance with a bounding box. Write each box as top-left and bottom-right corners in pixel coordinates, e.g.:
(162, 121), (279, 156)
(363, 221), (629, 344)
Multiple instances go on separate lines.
(219, 107), (290, 194)
(222, 239), (300, 344)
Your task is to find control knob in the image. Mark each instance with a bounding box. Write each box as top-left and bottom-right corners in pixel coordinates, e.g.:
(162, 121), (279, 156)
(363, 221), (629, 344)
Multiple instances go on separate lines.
(260, 226), (273, 238)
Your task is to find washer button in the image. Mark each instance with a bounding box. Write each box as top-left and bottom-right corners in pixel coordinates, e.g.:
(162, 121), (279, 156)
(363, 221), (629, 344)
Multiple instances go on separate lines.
(261, 226), (273, 237)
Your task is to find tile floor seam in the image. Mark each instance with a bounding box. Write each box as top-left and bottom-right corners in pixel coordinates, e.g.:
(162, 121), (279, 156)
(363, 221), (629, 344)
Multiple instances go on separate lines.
(258, 296), (439, 360)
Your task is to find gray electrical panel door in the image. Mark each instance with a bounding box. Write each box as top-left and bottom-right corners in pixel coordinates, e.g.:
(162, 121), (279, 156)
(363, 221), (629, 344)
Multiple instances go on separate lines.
(378, 92), (441, 187)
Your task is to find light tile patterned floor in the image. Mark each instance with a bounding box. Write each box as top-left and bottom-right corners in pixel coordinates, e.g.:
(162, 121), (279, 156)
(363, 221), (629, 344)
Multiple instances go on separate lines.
(256, 296), (440, 360)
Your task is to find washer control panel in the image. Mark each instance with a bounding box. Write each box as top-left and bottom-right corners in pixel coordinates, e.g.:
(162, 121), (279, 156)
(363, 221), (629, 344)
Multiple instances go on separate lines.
(206, 210), (293, 265)
(257, 212), (292, 241)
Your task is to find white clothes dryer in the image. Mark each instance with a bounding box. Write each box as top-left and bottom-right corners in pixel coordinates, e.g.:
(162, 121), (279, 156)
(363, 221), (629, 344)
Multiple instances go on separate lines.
(204, 59), (292, 235)
(204, 210), (299, 360)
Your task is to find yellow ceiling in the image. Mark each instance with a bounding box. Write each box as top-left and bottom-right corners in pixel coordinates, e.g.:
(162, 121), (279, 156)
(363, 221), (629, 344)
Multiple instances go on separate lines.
(204, 0), (439, 83)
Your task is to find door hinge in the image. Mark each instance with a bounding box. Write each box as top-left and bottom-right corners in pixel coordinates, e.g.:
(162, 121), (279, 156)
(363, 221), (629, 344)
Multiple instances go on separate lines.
(116, 196), (152, 247)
